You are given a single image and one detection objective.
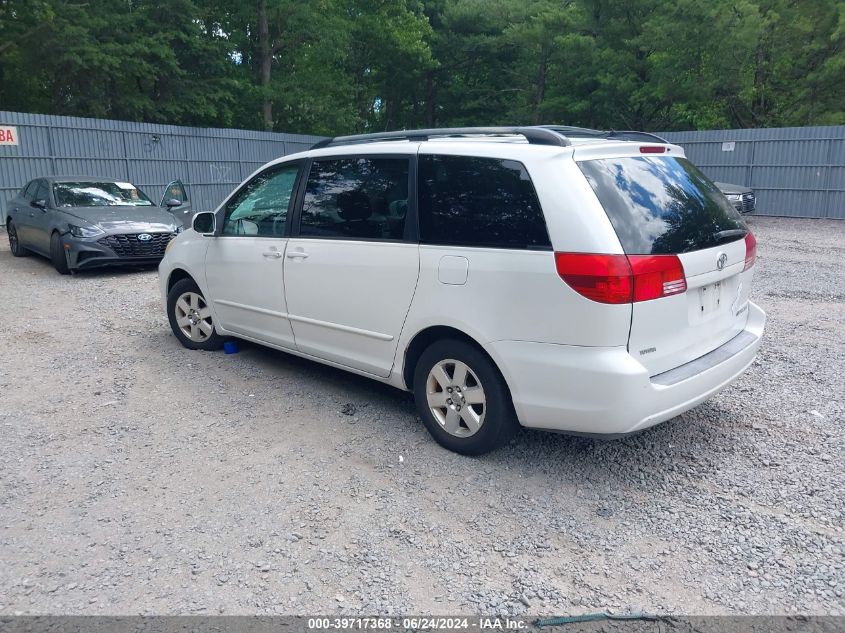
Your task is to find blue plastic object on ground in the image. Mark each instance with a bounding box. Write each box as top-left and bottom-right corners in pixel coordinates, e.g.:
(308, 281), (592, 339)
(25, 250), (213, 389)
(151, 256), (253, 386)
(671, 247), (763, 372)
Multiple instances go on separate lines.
(223, 341), (239, 354)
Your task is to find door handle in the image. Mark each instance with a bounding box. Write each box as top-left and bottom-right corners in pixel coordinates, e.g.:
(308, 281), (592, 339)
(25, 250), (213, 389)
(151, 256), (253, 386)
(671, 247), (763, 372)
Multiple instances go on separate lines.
(286, 251), (309, 259)
(262, 250), (283, 259)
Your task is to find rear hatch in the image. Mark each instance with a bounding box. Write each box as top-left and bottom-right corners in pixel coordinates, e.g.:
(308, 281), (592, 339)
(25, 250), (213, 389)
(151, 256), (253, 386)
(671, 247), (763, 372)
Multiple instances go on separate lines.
(578, 150), (755, 375)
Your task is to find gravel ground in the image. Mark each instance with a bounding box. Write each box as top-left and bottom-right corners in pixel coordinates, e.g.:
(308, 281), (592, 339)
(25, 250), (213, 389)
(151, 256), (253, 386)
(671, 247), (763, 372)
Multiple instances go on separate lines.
(0, 216), (842, 617)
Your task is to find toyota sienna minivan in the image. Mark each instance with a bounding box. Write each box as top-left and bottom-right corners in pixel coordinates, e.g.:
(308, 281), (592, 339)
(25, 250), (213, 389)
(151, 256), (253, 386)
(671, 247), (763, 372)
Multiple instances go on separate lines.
(159, 126), (765, 455)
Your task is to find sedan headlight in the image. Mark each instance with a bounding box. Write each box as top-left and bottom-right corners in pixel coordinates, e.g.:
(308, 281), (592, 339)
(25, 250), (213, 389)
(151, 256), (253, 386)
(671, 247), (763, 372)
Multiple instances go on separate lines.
(725, 193), (742, 201)
(68, 224), (105, 238)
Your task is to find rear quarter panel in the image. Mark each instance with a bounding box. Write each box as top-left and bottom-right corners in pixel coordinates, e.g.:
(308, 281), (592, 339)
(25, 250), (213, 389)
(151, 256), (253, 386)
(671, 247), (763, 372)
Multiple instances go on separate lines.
(394, 144), (635, 387)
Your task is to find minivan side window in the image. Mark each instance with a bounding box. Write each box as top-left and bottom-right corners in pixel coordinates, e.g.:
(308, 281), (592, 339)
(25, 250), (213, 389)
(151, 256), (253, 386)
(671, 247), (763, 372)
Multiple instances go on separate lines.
(418, 155), (551, 249)
(299, 157), (409, 240)
(221, 163), (300, 236)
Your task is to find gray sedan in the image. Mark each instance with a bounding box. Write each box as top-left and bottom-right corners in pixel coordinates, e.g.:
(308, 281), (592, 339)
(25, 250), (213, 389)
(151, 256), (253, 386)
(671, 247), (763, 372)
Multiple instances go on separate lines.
(715, 181), (756, 214)
(5, 177), (184, 274)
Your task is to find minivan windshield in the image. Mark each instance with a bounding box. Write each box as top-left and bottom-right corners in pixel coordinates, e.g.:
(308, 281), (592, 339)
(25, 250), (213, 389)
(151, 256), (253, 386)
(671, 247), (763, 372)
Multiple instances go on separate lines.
(53, 181), (154, 208)
(578, 156), (747, 254)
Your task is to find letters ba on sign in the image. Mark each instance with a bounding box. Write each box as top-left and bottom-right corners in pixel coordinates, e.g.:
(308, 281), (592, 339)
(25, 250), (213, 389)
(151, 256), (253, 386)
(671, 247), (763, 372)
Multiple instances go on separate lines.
(0, 126), (19, 146)
(721, 141), (736, 152)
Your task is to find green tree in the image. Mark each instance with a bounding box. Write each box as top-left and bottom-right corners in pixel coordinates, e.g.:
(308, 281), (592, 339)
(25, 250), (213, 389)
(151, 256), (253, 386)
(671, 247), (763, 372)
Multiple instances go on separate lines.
(2, 0), (843, 132)
(343, 0), (435, 131)
(737, 0), (844, 126)
(0, 0), (242, 125)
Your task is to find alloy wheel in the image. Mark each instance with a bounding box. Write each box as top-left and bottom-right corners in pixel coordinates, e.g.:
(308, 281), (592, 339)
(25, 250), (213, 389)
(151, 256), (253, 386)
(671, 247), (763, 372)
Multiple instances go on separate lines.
(426, 359), (486, 437)
(174, 291), (214, 342)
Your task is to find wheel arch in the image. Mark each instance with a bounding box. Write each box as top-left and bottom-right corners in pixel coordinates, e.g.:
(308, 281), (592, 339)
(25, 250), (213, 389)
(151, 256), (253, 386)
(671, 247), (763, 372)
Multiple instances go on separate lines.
(167, 268), (195, 294)
(401, 325), (510, 394)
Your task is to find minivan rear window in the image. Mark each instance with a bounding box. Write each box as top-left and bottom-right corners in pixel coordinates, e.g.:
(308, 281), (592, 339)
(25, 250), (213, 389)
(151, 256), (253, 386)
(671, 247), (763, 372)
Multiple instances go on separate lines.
(578, 156), (747, 255)
(419, 155), (551, 250)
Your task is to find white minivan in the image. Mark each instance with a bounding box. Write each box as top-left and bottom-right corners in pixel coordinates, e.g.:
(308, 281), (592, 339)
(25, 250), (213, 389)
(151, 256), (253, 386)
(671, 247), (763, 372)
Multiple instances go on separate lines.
(159, 126), (765, 455)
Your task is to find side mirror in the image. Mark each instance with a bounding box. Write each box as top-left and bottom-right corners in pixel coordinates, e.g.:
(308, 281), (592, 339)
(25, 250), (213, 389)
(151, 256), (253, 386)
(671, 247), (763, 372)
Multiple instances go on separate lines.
(165, 198), (182, 209)
(31, 199), (47, 210)
(192, 212), (216, 236)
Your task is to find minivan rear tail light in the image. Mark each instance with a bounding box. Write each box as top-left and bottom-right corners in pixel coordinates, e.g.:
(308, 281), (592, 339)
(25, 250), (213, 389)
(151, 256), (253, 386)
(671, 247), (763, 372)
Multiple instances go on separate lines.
(743, 232), (757, 271)
(555, 253), (686, 304)
(554, 253), (632, 304)
(639, 146), (666, 154)
(627, 255), (687, 301)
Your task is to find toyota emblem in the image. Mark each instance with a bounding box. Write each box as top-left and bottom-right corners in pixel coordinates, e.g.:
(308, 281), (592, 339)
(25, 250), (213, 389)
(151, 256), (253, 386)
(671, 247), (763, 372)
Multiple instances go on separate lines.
(137, 233), (153, 242)
(716, 253), (728, 270)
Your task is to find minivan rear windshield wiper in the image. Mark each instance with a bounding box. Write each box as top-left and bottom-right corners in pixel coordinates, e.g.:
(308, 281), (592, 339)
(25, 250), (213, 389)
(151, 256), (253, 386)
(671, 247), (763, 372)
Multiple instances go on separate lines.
(713, 229), (747, 243)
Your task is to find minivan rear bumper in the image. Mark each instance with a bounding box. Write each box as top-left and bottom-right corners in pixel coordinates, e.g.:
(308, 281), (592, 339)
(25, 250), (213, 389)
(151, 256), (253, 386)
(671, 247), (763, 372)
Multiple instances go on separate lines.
(492, 301), (765, 436)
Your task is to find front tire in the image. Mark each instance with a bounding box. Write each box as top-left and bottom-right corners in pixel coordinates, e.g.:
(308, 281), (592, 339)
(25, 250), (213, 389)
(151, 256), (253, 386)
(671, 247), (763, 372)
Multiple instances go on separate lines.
(167, 278), (223, 351)
(7, 220), (30, 257)
(413, 339), (518, 455)
(50, 231), (70, 274)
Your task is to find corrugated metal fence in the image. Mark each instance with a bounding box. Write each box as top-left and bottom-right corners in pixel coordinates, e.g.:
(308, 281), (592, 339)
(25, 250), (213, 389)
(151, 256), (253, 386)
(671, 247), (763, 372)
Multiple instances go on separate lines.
(0, 110), (322, 221)
(660, 126), (845, 219)
(1, 111), (842, 220)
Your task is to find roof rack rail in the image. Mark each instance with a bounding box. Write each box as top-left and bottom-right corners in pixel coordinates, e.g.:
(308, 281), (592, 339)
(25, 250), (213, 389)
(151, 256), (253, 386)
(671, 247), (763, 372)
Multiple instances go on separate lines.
(538, 125), (669, 143)
(310, 126), (571, 150)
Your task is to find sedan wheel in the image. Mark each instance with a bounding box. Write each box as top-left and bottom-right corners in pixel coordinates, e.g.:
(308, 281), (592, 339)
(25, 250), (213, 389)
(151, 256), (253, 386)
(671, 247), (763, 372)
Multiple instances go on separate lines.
(50, 231), (70, 274)
(7, 221), (29, 257)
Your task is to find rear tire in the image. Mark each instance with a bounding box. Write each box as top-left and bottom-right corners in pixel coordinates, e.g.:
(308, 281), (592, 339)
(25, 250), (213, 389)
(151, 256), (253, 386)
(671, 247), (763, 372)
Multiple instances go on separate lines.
(7, 220), (29, 257)
(167, 277), (224, 351)
(413, 338), (518, 455)
(50, 231), (70, 274)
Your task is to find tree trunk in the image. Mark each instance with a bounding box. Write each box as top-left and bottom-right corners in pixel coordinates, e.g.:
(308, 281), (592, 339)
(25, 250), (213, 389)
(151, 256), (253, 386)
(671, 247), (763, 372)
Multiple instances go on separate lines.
(531, 47), (549, 125)
(384, 95), (395, 131)
(425, 71), (436, 127)
(258, 0), (273, 131)
(751, 14), (774, 128)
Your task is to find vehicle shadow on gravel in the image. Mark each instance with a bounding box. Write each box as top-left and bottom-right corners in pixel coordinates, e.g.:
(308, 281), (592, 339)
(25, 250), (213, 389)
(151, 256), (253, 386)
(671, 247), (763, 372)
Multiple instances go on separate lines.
(238, 338), (416, 405)
(230, 337), (733, 478)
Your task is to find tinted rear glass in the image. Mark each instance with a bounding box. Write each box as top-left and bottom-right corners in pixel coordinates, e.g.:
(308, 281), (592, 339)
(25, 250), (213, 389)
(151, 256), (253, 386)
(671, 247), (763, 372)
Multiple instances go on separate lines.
(419, 155), (551, 249)
(578, 156), (747, 254)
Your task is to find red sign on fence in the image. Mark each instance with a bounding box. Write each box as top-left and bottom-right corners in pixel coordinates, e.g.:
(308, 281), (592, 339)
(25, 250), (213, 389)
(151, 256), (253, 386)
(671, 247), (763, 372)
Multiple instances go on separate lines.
(0, 126), (19, 145)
